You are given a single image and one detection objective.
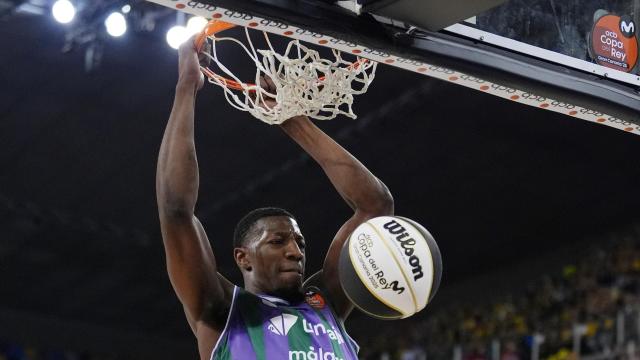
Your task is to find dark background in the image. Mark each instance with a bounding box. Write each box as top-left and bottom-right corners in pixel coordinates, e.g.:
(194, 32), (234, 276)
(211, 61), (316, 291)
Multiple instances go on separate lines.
(0, 0), (639, 357)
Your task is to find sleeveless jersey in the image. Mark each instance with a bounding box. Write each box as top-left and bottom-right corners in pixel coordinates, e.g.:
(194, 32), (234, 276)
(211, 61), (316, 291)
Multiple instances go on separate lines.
(210, 286), (359, 360)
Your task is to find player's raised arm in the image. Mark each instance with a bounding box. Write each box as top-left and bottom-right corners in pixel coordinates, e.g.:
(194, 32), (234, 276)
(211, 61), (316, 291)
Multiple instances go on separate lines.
(156, 37), (231, 336)
(280, 115), (394, 321)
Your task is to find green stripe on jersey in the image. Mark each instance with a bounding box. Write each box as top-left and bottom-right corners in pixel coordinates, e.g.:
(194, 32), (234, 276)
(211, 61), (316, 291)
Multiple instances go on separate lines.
(239, 292), (266, 360)
(286, 308), (313, 353)
(214, 341), (232, 360)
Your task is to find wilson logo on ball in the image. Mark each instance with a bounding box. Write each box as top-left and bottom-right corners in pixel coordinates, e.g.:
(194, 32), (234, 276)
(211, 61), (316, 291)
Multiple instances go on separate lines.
(382, 220), (424, 281)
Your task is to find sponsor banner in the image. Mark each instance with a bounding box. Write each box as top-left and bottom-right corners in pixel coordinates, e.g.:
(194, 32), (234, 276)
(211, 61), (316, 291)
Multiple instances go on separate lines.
(146, 0), (640, 136)
(591, 14), (638, 73)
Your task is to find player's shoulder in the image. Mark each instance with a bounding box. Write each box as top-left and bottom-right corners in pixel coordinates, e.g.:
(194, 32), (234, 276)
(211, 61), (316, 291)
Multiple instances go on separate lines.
(302, 271), (335, 311)
(303, 270), (324, 290)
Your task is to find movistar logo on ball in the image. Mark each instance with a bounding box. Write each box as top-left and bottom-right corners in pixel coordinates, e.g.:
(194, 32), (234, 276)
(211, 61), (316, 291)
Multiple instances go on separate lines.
(382, 281), (406, 294)
(382, 220), (424, 281)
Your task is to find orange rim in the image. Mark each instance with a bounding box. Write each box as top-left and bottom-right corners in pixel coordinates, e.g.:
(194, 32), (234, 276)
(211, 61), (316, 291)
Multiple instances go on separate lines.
(197, 19), (372, 92)
(197, 20), (254, 91)
(195, 20), (236, 52)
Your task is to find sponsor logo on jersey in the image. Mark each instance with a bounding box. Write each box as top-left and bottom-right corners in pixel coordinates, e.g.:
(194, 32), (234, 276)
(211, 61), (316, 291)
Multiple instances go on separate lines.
(267, 313), (298, 336)
(305, 290), (326, 309)
(289, 346), (344, 360)
(302, 319), (345, 345)
(267, 312), (345, 346)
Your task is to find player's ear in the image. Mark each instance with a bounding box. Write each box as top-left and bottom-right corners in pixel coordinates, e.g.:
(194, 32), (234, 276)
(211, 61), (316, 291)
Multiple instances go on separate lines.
(234, 247), (252, 271)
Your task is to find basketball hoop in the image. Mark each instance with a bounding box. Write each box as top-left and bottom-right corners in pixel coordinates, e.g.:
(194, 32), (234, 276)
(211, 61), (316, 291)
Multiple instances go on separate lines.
(195, 20), (377, 125)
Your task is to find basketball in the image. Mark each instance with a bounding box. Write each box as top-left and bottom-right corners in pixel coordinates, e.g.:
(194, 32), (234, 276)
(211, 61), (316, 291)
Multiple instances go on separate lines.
(338, 216), (442, 320)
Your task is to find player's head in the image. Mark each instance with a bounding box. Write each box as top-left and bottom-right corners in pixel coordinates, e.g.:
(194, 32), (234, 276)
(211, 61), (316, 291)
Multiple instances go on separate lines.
(233, 207), (306, 299)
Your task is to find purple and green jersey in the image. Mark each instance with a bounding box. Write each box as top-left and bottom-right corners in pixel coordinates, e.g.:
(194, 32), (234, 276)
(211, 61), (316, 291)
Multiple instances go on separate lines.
(210, 286), (359, 360)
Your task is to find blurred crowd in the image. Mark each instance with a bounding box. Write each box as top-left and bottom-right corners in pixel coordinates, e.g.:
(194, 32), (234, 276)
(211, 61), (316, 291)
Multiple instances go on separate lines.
(357, 224), (640, 360)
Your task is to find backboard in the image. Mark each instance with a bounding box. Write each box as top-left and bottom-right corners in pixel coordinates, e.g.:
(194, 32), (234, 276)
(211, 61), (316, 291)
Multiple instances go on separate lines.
(146, 0), (640, 136)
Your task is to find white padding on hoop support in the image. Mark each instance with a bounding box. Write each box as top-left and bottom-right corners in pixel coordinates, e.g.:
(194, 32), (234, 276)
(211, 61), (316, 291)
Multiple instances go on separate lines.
(200, 28), (377, 125)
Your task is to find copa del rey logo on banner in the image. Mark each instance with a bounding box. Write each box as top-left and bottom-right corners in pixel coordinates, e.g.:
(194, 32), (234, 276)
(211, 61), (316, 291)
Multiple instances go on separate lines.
(591, 13), (638, 73)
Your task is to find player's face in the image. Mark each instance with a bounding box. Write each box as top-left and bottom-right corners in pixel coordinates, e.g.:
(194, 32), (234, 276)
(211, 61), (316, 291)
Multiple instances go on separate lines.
(248, 216), (306, 297)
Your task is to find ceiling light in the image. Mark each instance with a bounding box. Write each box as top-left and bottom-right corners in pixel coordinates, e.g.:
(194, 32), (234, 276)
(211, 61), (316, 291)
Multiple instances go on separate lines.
(105, 12), (127, 37)
(166, 25), (188, 49)
(186, 16), (207, 36)
(52, 0), (75, 24)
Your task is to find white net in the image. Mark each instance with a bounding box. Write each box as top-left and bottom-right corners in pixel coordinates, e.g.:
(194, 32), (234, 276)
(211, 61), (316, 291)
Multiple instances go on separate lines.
(199, 27), (377, 125)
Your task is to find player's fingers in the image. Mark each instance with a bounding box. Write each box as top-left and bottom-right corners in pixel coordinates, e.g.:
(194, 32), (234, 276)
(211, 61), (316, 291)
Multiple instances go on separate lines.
(264, 76), (276, 92)
(258, 76), (267, 90)
(198, 42), (211, 67)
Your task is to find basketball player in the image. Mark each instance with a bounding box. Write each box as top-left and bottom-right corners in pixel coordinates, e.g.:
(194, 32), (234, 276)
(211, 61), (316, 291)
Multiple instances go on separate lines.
(156, 36), (394, 360)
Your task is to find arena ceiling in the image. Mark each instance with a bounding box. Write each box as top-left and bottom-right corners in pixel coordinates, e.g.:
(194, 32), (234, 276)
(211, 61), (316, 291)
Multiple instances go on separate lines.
(1, 2), (639, 354)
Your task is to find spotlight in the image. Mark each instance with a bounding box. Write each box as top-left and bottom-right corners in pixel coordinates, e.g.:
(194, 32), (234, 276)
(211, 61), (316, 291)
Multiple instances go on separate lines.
(121, 4), (131, 14)
(105, 12), (127, 37)
(166, 25), (188, 49)
(186, 16), (207, 35)
(52, 0), (75, 24)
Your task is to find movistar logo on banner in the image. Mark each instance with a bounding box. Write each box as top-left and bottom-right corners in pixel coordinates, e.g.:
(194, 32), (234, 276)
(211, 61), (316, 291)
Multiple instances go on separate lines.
(620, 15), (635, 38)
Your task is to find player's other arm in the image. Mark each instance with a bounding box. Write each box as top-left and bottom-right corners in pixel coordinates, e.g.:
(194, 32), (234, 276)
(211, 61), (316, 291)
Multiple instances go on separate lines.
(156, 38), (232, 335)
(280, 115), (394, 320)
